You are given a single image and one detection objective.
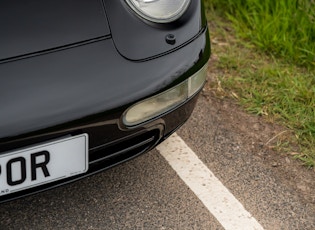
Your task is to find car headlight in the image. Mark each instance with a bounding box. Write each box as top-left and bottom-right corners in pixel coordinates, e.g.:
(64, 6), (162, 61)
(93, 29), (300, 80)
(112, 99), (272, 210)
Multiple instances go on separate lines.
(123, 64), (207, 126)
(125, 0), (191, 23)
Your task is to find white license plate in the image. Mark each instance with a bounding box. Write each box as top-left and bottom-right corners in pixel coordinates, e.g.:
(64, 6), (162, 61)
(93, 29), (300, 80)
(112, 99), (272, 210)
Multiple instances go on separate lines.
(0, 134), (88, 196)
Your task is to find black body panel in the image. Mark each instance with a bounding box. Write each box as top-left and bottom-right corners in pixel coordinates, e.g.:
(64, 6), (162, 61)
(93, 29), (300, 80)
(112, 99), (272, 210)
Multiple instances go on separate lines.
(104, 0), (207, 60)
(0, 0), (211, 203)
(0, 95), (199, 203)
(0, 0), (110, 61)
(0, 32), (209, 141)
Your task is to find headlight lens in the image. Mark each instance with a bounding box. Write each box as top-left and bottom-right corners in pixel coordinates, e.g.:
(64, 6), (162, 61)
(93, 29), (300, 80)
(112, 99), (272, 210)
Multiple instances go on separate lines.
(125, 0), (191, 23)
(123, 64), (207, 126)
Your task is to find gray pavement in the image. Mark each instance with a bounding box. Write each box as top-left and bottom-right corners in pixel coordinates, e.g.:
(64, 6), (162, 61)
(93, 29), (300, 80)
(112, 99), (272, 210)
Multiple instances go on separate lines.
(0, 149), (222, 229)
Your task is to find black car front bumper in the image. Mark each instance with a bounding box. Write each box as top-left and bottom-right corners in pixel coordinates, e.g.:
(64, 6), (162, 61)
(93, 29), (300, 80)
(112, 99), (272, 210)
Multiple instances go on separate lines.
(0, 23), (210, 203)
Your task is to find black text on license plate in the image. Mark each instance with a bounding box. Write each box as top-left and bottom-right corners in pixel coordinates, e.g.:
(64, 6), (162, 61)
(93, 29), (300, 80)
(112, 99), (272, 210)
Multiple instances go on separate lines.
(0, 134), (88, 196)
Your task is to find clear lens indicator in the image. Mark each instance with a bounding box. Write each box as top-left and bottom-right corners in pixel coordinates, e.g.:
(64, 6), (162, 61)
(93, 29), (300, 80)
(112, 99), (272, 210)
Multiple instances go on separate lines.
(124, 64), (208, 126)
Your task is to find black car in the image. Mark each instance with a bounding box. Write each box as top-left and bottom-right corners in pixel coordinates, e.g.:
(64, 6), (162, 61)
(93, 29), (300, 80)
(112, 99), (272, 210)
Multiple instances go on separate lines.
(0, 0), (210, 202)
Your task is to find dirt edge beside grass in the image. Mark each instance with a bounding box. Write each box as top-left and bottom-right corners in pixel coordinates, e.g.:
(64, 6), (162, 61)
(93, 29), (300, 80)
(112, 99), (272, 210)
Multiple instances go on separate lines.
(205, 11), (315, 168)
(202, 54), (315, 205)
(202, 12), (315, 206)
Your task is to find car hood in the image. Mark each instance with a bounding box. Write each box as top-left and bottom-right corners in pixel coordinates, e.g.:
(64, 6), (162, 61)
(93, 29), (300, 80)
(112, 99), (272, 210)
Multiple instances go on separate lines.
(0, 0), (110, 61)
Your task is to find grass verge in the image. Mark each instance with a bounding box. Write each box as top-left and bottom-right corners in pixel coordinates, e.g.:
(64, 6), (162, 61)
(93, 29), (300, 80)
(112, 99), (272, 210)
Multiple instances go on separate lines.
(205, 0), (315, 68)
(204, 5), (315, 168)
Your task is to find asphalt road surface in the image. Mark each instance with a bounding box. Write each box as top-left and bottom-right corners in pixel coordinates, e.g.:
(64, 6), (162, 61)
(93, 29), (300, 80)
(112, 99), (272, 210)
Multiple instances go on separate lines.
(1, 93), (315, 230)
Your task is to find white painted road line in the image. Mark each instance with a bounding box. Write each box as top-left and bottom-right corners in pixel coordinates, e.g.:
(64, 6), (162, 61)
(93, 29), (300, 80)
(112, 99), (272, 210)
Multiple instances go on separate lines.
(156, 133), (264, 230)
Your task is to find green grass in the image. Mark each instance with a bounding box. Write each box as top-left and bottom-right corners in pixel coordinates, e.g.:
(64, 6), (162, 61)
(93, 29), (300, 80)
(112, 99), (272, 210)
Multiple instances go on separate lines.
(204, 1), (315, 167)
(205, 0), (315, 68)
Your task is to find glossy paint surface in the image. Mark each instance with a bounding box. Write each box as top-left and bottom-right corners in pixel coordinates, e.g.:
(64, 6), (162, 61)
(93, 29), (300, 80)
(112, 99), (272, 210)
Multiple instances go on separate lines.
(0, 0), (110, 61)
(0, 0), (210, 202)
(0, 33), (209, 141)
(104, 0), (206, 60)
